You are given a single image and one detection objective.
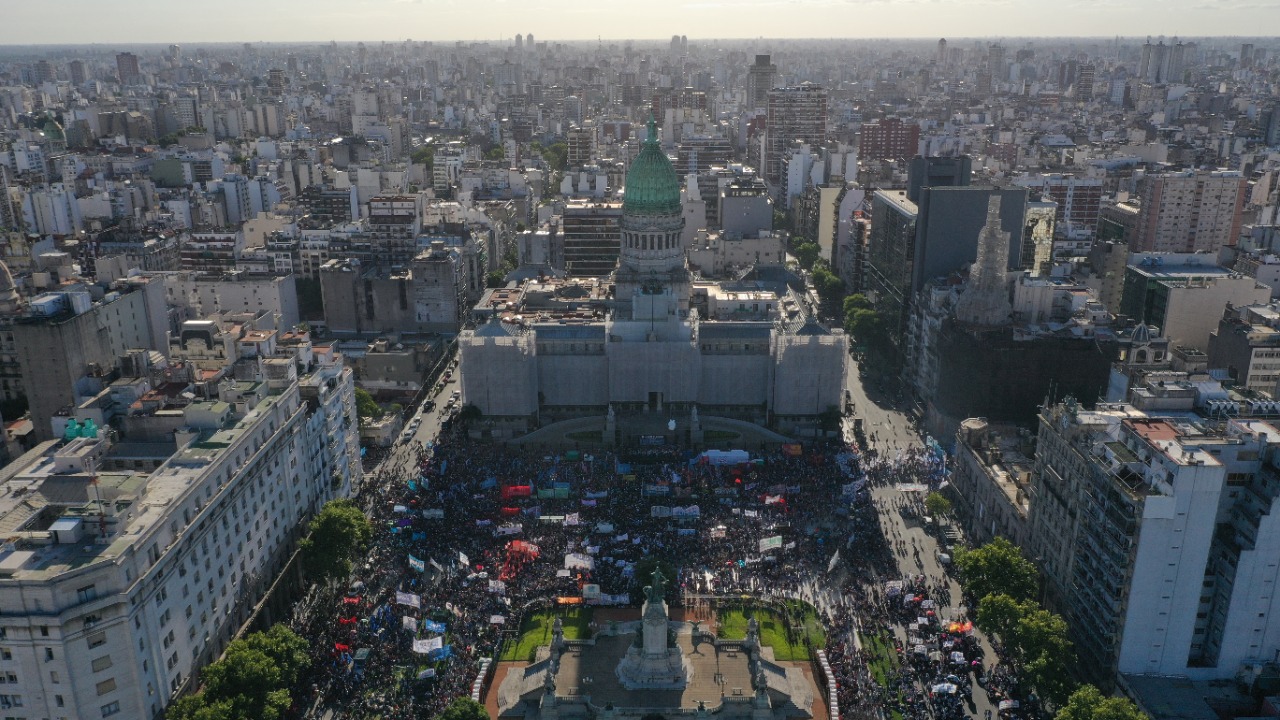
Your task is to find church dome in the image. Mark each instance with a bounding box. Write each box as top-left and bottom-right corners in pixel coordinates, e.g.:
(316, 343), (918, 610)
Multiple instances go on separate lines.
(622, 117), (681, 218)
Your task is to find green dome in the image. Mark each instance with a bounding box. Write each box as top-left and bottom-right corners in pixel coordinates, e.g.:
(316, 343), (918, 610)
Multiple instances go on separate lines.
(623, 117), (681, 217)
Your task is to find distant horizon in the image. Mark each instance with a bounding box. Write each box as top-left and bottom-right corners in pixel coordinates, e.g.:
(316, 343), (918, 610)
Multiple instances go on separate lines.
(1, 0), (1277, 46)
(3, 34), (1280, 48)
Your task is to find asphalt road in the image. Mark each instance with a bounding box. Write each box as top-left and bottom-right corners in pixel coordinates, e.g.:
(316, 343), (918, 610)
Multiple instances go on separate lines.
(843, 357), (1004, 720)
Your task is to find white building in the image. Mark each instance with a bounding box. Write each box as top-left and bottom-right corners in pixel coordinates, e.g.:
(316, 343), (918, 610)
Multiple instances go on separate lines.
(0, 337), (359, 720)
(1030, 402), (1280, 687)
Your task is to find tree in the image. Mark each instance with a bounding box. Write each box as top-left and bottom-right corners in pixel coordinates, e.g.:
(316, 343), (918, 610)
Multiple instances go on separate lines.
(437, 697), (490, 720)
(953, 537), (1039, 606)
(242, 624), (310, 688)
(485, 146), (506, 161)
(486, 270), (508, 288)
(924, 491), (953, 519)
(167, 696), (236, 720)
(843, 293), (873, 314)
(844, 306), (883, 346)
(411, 145), (435, 170)
(300, 499), (372, 584)
(973, 592), (1029, 641)
(541, 142), (568, 171)
(1056, 685), (1148, 720)
(200, 644), (290, 720)
(792, 241), (821, 270)
(811, 266), (846, 318)
(354, 387), (381, 419)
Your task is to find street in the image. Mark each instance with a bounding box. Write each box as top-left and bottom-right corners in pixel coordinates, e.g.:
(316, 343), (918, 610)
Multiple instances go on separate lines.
(843, 356), (1004, 720)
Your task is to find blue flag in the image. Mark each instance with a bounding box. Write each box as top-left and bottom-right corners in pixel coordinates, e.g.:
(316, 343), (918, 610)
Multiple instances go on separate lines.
(408, 555), (426, 572)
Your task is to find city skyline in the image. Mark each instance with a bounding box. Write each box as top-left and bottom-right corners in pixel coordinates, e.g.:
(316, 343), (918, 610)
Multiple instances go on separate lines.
(0, 0), (1278, 45)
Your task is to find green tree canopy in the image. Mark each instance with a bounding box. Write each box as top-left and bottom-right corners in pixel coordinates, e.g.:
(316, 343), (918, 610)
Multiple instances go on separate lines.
(242, 624), (310, 688)
(924, 491), (953, 519)
(166, 625), (307, 720)
(486, 270), (508, 289)
(1056, 685), (1148, 720)
(974, 592), (1028, 641)
(300, 499), (372, 584)
(811, 266), (846, 318)
(843, 293), (873, 314)
(411, 145), (435, 169)
(953, 537), (1039, 606)
(167, 696), (237, 720)
(200, 645), (290, 720)
(792, 241), (821, 270)
(437, 697), (491, 720)
(354, 387), (381, 419)
(540, 142), (568, 171)
(486, 146), (506, 161)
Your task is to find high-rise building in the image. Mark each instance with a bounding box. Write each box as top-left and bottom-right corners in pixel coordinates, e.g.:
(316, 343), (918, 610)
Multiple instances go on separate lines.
(745, 55), (778, 110)
(987, 43), (1006, 83)
(0, 325), (359, 720)
(1029, 401), (1280, 687)
(32, 60), (55, 84)
(936, 38), (947, 66)
(561, 201), (623, 277)
(1132, 171), (1247, 253)
(1241, 42), (1255, 68)
(1139, 39), (1187, 83)
(1012, 174), (1103, 236)
(68, 59), (86, 86)
(1266, 105), (1280, 147)
(907, 155), (971, 204)
(12, 277), (168, 441)
(859, 117), (921, 162)
(115, 51), (141, 85)
(1075, 63), (1096, 99)
(764, 84), (828, 189)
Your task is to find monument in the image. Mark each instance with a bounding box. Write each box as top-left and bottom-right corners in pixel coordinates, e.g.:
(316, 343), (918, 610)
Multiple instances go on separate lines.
(614, 569), (692, 689)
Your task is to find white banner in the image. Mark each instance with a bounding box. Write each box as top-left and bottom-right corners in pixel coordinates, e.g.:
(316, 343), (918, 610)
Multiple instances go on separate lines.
(458, 551), (470, 566)
(412, 636), (443, 654)
(402, 616), (418, 632)
(395, 591), (421, 608)
(490, 615), (507, 625)
(565, 552), (595, 570)
(759, 535), (783, 552)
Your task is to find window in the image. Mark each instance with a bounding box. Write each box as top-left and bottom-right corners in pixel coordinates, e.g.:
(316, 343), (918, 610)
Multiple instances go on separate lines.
(96, 678), (116, 695)
(77, 585), (99, 604)
(91, 655), (113, 672)
(87, 631), (107, 649)
(101, 700), (121, 717)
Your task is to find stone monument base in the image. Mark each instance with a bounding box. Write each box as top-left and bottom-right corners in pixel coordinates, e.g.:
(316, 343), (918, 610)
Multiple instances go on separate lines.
(615, 645), (693, 690)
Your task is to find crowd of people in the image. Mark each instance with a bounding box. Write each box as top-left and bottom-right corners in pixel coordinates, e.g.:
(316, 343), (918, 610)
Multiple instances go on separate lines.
(285, 413), (1020, 720)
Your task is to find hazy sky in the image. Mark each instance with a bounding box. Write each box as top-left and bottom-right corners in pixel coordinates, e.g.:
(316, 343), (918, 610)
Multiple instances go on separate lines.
(0, 0), (1276, 44)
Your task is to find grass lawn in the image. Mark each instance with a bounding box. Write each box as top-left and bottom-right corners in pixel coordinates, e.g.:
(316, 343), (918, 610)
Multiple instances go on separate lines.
(717, 605), (825, 661)
(499, 607), (594, 662)
(862, 630), (899, 688)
